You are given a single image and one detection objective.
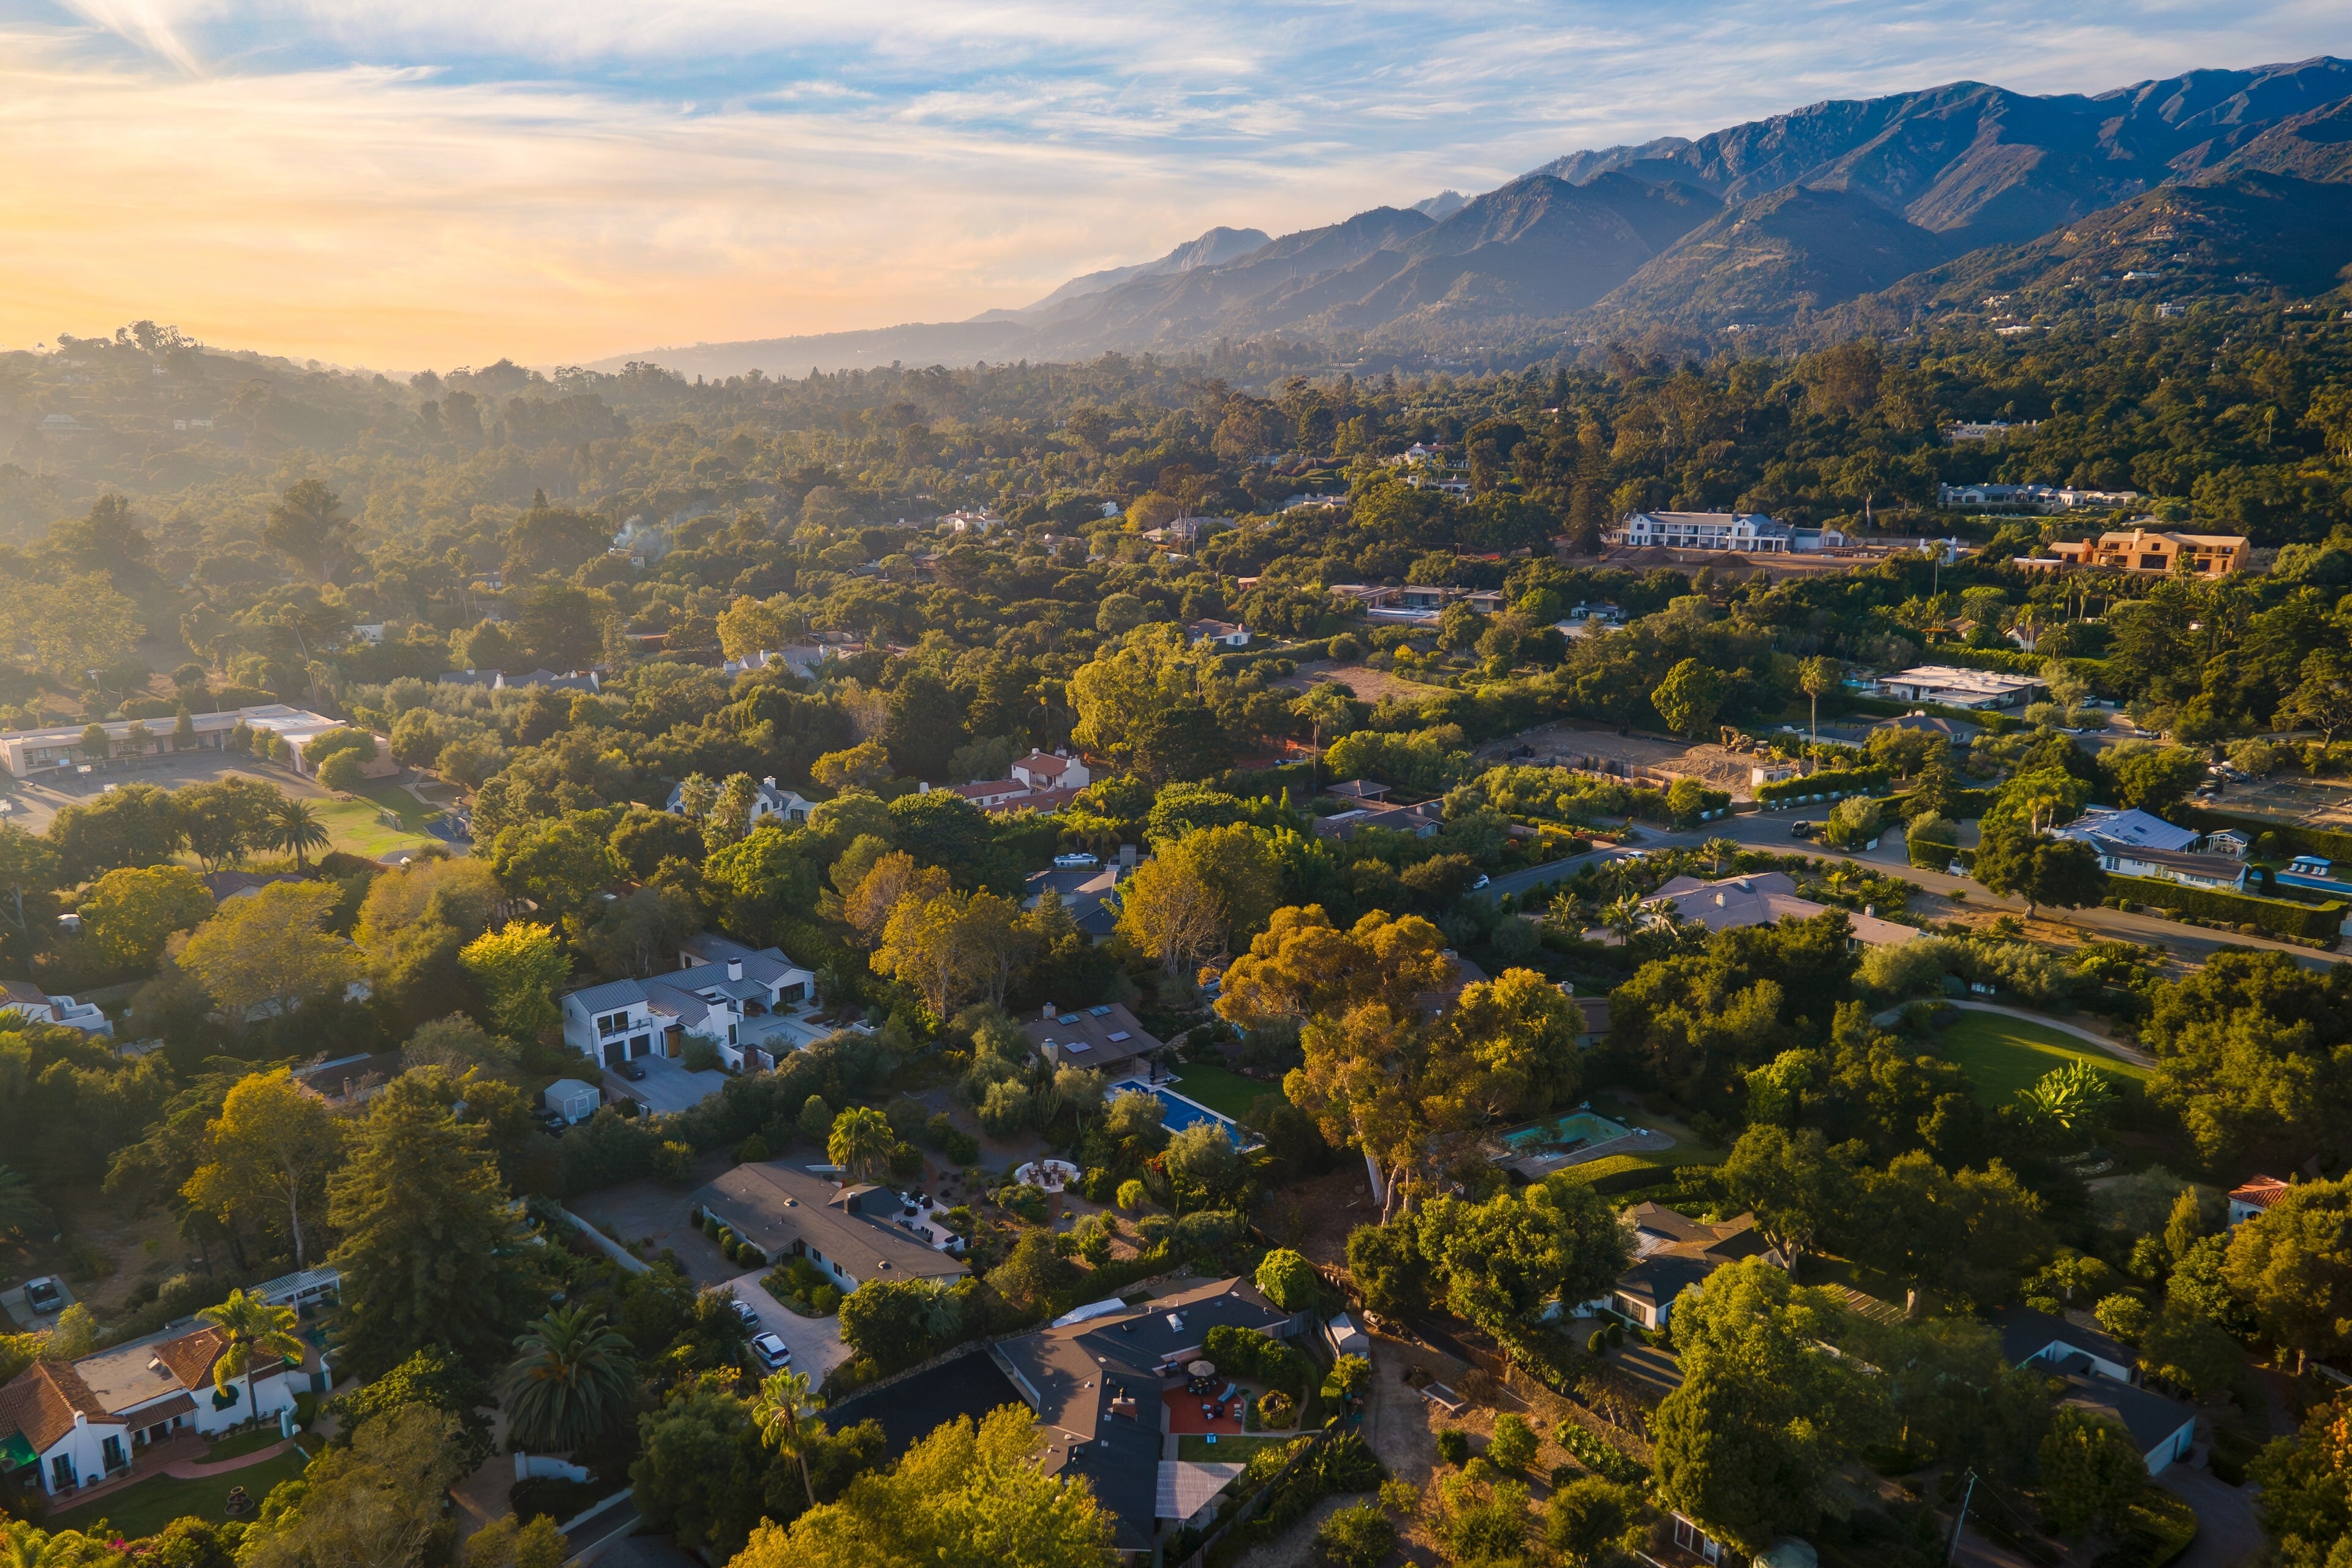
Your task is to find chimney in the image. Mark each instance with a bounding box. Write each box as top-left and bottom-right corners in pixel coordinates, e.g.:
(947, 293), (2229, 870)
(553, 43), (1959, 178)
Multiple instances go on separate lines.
(763, 776), (777, 788)
(1042, 1002), (1057, 1021)
(918, 781), (931, 794)
(728, 959), (744, 981)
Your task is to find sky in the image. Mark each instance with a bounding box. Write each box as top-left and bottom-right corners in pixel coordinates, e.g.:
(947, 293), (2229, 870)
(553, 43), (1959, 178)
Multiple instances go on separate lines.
(0, 1), (2343, 371)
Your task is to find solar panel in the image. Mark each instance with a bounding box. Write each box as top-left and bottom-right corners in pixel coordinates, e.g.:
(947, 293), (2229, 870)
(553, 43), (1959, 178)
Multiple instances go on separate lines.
(1087, 1005), (1112, 1017)
(1106, 1031), (1131, 1043)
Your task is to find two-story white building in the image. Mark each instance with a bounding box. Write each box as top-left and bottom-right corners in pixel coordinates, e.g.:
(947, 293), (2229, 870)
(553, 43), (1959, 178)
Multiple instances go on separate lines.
(1615, 511), (1845, 554)
(1, 981), (113, 1037)
(562, 935), (820, 1072)
(663, 775), (815, 826)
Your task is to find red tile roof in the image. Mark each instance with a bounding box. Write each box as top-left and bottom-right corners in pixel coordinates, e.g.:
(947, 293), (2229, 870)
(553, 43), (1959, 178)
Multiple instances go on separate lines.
(2230, 1176), (2290, 1210)
(0, 1360), (118, 1453)
(151, 1326), (229, 1392)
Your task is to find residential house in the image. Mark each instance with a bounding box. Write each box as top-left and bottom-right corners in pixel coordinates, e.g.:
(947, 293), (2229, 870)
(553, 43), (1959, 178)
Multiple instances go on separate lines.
(1873, 666), (2045, 709)
(1994, 1307), (2195, 1473)
(1870, 712), (1982, 749)
(2054, 809), (2245, 891)
(1591, 1204), (1787, 1330)
(0, 981), (112, 1037)
(1011, 750), (1091, 791)
(1186, 620), (1251, 649)
(562, 933), (816, 1072)
(2228, 1176), (2290, 1227)
(0, 1324), (301, 1498)
(1946, 420), (2040, 441)
(692, 1163), (967, 1293)
(1640, 872), (1918, 948)
(1937, 482), (2140, 512)
(350, 624), (386, 646)
(947, 778), (1036, 810)
(1023, 861), (1123, 942)
(1322, 778), (1390, 804)
(938, 509), (1003, 535)
(291, 1050), (405, 1106)
(935, 752), (1092, 818)
(2016, 527), (2248, 576)
(1022, 1001), (1164, 1073)
(1613, 511), (1844, 554)
(0, 704), (351, 778)
(986, 1276), (1299, 1557)
(1312, 802), (1442, 841)
(664, 775), (813, 826)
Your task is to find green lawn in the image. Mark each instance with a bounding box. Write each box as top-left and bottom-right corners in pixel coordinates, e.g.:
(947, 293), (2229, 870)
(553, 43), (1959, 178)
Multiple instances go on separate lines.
(50, 1448), (311, 1539)
(1938, 1012), (2150, 1106)
(1176, 1433), (1294, 1462)
(309, 793), (441, 859)
(190, 1430), (284, 1464)
(1165, 1063), (1277, 1121)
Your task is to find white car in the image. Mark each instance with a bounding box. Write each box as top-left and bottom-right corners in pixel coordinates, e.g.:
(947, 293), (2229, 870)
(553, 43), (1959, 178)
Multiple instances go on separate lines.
(726, 1297), (760, 1330)
(752, 1332), (792, 1371)
(1053, 852), (1099, 870)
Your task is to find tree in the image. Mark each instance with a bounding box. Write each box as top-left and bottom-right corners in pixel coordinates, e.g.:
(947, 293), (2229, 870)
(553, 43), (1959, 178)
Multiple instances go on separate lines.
(175, 776), (283, 871)
(752, 1368), (823, 1510)
(489, 818), (620, 923)
(1313, 1502), (1395, 1568)
(731, 1406), (1117, 1568)
(1545, 1477), (1647, 1567)
(827, 1107), (895, 1182)
(2248, 1393), (2352, 1568)
(236, 1404), (467, 1568)
(2017, 1060), (2117, 1146)
(1129, 701), (1231, 785)
(1649, 658), (1722, 739)
(1255, 1248), (1319, 1310)
(78, 863), (212, 971)
(182, 1067), (344, 1271)
(459, 922), (570, 1039)
(328, 1074), (542, 1377)
(2224, 1177), (2352, 1373)
(263, 478), (350, 576)
(839, 1278), (965, 1376)
(1972, 825), (2105, 919)
(0, 1165), (51, 1244)
(1799, 656), (1840, 748)
(1856, 1153), (2048, 1305)
(317, 750), (366, 791)
(0, 824), (59, 947)
(2097, 741), (2205, 815)
(267, 799), (331, 869)
(813, 740), (894, 792)
(1414, 1176), (1632, 1341)
(176, 880), (361, 1019)
(462, 1513), (569, 1568)
(1114, 853), (1224, 977)
(2279, 649), (2352, 741)
(503, 1306), (638, 1453)
(1721, 1126), (1850, 1279)
(2038, 1407), (2146, 1534)
(195, 1287), (305, 1422)
(45, 783), (184, 881)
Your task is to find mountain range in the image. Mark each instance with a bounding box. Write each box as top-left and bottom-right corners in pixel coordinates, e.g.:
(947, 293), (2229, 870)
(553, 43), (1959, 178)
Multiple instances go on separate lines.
(593, 57), (2352, 377)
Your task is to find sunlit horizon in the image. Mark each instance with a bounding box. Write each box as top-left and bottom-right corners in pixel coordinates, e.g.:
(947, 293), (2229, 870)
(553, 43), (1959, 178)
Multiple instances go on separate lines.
(1, 0), (2343, 372)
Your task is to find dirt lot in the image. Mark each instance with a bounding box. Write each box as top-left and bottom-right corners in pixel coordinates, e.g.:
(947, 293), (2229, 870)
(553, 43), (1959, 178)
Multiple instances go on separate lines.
(7, 1182), (214, 1327)
(1254, 1163), (1382, 1272)
(1276, 661), (1440, 706)
(2213, 775), (2352, 830)
(1481, 721), (1763, 796)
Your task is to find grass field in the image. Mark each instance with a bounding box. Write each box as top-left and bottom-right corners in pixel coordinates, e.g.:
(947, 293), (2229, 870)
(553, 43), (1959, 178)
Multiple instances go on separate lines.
(1938, 1012), (2150, 1106)
(311, 788), (441, 860)
(1176, 1433), (1294, 1463)
(51, 1448), (310, 1539)
(1166, 1063), (1278, 1121)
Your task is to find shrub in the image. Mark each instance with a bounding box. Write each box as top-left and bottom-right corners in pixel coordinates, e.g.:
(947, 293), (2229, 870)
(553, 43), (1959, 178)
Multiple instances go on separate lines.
(1554, 1420), (1646, 1485)
(888, 1141), (923, 1180)
(1312, 1502), (1395, 1568)
(717, 1227), (737, 1251)
(681, 1036), (722, 1072)
(1757, 764), (1890, 804)
(1117, 1178), (1148, 1211)
(733, 1134), (770, 1164)
(511, 1474), (604, 1525)
(2107, 873), (2343, 942)
(1254, 1247), (1319, 1310)
(1436, 1427), (1471, 1467)
(940, 1128), (979, 1164)
(1488, 1412), (1537, 1472)
(811, 1284), (842, 1315)
(1258, 1389), (1297, 1428)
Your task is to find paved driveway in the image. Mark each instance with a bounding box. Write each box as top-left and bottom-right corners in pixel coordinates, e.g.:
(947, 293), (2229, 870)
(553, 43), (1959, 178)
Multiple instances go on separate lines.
(2160, 1458), (2263, 1568)
(611, 1055), (728, 1115)
(714, 1272), (851, 1383)
(0, 1278), (75, 1333)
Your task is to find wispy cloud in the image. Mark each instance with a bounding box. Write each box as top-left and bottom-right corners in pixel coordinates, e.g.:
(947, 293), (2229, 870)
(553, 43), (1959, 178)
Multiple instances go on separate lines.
(0, 0), (2342, 366)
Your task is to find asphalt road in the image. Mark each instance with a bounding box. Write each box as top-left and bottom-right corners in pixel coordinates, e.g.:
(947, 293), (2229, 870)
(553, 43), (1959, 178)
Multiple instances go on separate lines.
(1484, 808), (2348, 973)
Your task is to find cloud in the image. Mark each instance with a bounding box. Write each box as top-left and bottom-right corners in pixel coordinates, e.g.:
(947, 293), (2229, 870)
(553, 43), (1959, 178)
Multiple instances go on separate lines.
(1, 1), (2343, 366)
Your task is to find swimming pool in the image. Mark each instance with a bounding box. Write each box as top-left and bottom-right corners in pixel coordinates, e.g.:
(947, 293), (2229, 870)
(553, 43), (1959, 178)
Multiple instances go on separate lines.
(1109, 1080), (1250, 1147)
(1499, 1110), (1632, 1154)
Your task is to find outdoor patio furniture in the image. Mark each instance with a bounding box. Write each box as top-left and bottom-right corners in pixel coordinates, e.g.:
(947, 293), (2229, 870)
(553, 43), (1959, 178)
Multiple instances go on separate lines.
(1215, 1382), (1235, 1403)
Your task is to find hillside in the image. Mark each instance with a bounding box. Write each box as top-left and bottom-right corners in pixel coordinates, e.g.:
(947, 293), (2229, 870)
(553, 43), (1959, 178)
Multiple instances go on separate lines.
(591, 55), (2352, 376)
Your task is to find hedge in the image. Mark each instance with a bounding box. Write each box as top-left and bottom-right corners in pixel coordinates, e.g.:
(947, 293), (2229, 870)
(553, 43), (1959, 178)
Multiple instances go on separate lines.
(1757, 765), (1891, 805)
(1908, 833), (1959, 872)
(2174, 805), (2352, 866)
(2108, 873), (2346, 942)
(1921, 641), (2047, 675)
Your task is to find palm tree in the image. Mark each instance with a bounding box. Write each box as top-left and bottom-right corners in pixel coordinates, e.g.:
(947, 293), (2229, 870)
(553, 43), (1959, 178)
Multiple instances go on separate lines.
(1601, 895), (1646, 944)
(0, 1166), (50, 1245)
(196, 1289), (304, 1425)
(1702, 837), (1740, 876)
(826, 1106), (894, 1182)
(752, 1369), (823, 1509)
(267, 799), (330, 870)
(502, 1306), (639, 1454)
(1799, 656), (1841, 751)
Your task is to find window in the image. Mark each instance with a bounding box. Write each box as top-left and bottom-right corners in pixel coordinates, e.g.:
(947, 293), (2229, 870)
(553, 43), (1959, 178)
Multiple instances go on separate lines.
(51, 1455), (74, 1489)
(102, 1436), (125, 1471)
(597, 1011), (630, 1037)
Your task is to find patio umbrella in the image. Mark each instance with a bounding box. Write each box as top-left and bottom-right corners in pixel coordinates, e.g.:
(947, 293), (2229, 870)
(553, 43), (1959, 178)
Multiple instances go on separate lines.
(1188, 1360), (1215, 1378)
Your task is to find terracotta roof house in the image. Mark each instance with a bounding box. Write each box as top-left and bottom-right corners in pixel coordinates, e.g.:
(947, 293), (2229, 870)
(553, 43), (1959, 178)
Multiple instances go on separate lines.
(1, 1324), (301, 1498)
(2228, 1176), (2291, 1227)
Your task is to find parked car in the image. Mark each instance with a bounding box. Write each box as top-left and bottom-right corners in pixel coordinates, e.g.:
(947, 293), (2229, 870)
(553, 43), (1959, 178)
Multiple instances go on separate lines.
(23, 1277), (64, 1315)
(1052, 851), (1099, 870)
(726, 1297), (760, 1330)
(615, 1057), (646, 1082)
(1790, 820), (1817, 840)
(752, 1332), (791, 1371)
(1471, 873), (1491, 890)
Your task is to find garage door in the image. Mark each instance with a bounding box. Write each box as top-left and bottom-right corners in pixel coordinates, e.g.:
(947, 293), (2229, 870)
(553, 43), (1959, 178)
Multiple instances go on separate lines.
(603, 1040), (624, 1068)
(629, 1035), (652, 1058)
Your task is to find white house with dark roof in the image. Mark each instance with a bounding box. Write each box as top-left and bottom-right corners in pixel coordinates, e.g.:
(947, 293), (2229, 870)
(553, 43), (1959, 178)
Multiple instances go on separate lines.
(2056, 809), (2245, 890)
(564, 934), (822, 1072)
(663, 775), (813, 826)
(1994, 1306), (2194, 1474)
(692, 1163), (967, 1294)
(1, 981), (112, 1037)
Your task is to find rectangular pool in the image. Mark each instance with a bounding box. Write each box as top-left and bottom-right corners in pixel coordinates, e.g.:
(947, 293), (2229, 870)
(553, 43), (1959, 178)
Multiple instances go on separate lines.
(1499, 1110), (1632, 1154)
(1109, 1080), (1250, 1147)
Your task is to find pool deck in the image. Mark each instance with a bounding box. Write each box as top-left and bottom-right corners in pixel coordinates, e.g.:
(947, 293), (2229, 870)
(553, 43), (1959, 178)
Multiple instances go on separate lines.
(1494, 1125), (1676, 1180)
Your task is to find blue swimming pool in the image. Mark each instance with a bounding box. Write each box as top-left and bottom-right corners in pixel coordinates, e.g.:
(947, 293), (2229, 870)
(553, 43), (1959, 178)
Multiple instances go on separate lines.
(1110, 1080), (1248, 1147)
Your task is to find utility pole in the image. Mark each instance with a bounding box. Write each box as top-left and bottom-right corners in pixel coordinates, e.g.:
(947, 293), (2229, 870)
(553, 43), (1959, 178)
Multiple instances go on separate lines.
(1945, 1468), (1978, 1565)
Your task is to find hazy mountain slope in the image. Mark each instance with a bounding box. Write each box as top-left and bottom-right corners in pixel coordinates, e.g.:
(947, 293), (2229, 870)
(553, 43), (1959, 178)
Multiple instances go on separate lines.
(978, 225), (1272, 322)
(2206, 94), (2352, 183)
(1593, 185), (1958, 326)
(1847, 168), (2352, 316)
